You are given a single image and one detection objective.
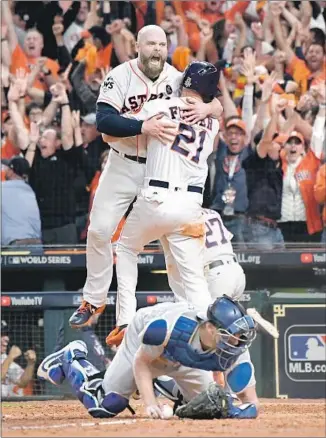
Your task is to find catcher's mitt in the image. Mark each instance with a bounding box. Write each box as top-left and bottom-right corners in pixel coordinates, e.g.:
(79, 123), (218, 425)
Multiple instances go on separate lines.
(175, 382), (231, 420)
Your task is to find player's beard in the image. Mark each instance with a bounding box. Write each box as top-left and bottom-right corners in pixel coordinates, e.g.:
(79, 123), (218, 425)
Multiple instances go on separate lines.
(140, 53), (165, 79)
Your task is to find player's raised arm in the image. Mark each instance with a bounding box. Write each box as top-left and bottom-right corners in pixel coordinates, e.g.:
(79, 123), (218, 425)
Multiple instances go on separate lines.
(102, 100), (178, 145)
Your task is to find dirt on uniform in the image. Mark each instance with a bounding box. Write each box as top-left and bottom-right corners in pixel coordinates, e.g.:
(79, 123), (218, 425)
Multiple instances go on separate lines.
(2, 398), (326, 437)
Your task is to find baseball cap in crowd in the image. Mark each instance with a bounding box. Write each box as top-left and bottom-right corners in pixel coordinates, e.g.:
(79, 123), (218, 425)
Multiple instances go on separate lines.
(1, 320), (9, 336)
(273, 131), (305, 146)
(287, 131), (305, 144)
(225, 118), (247, 134)
(1, 156), (30, 178)
(273, 133), (289, 145)
(81, 113), (96, 125)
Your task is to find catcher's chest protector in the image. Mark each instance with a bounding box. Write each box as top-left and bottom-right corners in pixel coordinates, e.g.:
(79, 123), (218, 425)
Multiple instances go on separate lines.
(162, 316), (234, 371)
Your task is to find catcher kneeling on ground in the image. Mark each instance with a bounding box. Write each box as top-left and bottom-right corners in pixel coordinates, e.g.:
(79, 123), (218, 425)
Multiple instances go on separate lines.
(37, 296), (259, 420)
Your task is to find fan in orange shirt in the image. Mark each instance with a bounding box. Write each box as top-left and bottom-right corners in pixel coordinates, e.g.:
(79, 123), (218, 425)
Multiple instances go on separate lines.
(77, 26), (113, 77)
(181, 1), (250, 53)
(9, 32), (59, 91)
(1, 114), (21, 181)
(2, 1), (59, 91)
(314, 163), (326, 243)
(271, 4), (326, 96)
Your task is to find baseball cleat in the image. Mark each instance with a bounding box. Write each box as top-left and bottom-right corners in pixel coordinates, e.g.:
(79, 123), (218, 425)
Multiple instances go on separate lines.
(37, 341), (88, 385)
(105, 325), (127, 347)
(69, 301), (105, 329)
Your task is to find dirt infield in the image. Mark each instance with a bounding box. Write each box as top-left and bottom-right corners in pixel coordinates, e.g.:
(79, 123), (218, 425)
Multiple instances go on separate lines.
(2, 399), (326, 437)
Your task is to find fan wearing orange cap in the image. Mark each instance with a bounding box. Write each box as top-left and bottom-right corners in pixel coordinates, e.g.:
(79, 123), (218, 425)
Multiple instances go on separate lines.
(278, 131), (323, 243)
(210, 117), (250, 244)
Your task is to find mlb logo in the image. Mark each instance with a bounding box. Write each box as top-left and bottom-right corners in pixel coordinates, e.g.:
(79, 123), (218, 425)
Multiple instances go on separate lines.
(289, 334), (326, 361)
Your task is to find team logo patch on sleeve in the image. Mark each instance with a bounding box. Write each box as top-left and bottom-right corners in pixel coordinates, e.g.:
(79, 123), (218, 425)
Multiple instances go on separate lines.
(102, 77), (114, 92)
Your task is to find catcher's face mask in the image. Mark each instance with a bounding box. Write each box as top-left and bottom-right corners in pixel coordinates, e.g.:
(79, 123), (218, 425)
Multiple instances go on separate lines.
(214, 315), (256, 370)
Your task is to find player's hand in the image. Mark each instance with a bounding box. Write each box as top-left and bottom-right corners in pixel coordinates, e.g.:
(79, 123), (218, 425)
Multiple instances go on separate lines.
(24, 350), (37, 364)
(145, 404), (164, 420)
(8, 345), (22, 360)
(182, 97), (210, 124)
(141, 114), (178, 144)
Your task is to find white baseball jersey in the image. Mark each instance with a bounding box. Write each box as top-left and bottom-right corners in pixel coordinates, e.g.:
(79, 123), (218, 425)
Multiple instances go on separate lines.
(203, 209), (235, 266)
(97, 59), (181, 157)
(129, 98), (219, 188)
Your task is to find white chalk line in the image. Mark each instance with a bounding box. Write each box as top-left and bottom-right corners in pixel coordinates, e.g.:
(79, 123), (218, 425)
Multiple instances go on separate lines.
(6, 418), (150, 431)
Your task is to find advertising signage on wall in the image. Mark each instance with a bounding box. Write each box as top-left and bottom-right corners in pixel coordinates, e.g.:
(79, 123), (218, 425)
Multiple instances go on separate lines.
(273, 304), (326, 399)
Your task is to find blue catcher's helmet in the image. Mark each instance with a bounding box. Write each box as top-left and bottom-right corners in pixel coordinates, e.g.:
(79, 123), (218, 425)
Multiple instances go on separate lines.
(182, 61), (221, 103)
(206, 295), (257, 369)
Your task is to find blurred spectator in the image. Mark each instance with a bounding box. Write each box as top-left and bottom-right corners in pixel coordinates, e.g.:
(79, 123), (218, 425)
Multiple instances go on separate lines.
(278, 130), (323, 243)
(1, 320), (37, 397)
(210, 117), (251, 244)
(21, 83), (84, 245)
(1, 0), (325, 248)
(1, 156), (41, 246)
(71, 111), (109, 241)
(63, 1), (89, 53)
(81, 148), (110, 242)
(271, 2), (326, 96)
(243, 93), (286, 250)
(2, 1), (60, 91)
(314, 163), (326, 243)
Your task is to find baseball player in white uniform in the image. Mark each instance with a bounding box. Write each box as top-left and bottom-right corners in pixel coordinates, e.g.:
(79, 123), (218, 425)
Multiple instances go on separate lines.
(110, 207), (245, 346)
(38, 296), (259, 420)
(165, 208), (246, 304)
(69, 25), (223, 330)
(103, 61), (221, 344)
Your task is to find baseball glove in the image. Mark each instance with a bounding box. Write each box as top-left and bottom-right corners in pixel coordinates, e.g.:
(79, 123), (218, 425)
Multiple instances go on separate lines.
(175, 382), (231, 420)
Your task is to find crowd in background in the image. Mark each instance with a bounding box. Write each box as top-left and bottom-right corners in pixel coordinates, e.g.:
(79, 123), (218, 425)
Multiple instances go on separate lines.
(1, 0), (326, 249)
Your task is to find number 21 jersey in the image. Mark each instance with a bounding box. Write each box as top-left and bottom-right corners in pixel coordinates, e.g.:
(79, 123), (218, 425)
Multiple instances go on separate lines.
(132, 97), (219, 188)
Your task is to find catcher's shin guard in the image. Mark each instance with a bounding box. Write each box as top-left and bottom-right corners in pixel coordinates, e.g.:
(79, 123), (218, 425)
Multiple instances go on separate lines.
(37, 347), (66, 385)
(37, 340), (89, 386)
(80, 380), (131, 418)
(60, 341), (101, 399)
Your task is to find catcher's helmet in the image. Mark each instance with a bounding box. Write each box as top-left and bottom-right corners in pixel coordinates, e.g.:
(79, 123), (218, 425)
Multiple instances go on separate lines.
(206, 296), (256, 367)
(182, 61), (221, 103)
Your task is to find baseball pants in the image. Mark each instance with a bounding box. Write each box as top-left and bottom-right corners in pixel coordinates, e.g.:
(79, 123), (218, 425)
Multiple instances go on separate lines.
(115, 186), (212, 325)
(83, 150), (145, 307)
